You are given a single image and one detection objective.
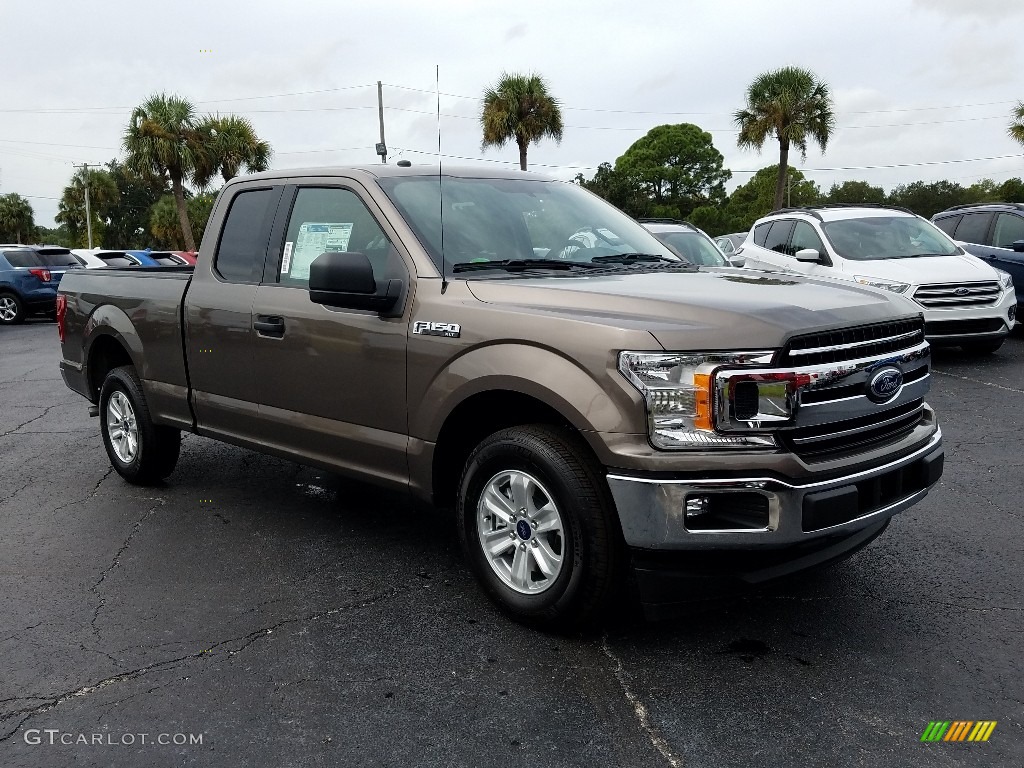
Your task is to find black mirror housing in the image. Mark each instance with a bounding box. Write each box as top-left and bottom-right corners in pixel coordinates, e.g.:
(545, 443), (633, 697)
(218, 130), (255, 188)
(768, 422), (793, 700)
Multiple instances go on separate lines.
(308, 251), (403, 316)
(1012, 240), (1024, 253)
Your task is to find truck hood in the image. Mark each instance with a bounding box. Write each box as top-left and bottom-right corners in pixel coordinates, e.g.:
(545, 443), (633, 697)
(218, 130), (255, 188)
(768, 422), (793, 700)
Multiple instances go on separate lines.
(838, 252), (996, 283)
(465, 269), (919, 351)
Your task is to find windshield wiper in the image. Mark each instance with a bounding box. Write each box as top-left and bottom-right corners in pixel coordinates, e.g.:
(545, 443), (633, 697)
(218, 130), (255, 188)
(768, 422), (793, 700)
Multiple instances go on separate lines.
(451, 258), (603, 273)
(589, 252), (680, 264)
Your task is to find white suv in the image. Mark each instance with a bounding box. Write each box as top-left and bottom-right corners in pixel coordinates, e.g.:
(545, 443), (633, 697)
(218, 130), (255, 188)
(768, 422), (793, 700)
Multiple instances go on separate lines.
(739, 205), (1017, 353)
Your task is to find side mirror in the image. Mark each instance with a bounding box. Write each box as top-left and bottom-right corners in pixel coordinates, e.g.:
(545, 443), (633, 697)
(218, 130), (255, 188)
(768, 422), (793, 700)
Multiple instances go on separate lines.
(308, 251), (403, 316)
(1012, 240), (1024, 253)
(728, 255), (746, 268)
(794, 248), (821, 262)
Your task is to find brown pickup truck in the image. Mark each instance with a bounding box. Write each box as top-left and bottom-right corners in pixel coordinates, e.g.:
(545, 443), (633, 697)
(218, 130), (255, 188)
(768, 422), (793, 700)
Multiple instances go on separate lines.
(57, 165), (944, 627)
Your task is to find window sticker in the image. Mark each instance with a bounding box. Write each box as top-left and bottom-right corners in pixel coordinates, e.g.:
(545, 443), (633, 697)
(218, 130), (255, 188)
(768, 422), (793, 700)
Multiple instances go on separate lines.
(281, 241), (294, 275)
(290, 222), (353, 280)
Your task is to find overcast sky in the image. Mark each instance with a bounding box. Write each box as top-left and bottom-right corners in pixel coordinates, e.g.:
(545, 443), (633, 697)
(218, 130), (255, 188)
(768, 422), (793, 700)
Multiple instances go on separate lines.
(4, 0), (1024, 228)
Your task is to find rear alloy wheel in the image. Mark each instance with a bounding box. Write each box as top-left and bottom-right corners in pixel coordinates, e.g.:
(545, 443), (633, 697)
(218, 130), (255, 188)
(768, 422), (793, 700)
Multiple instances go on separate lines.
(457, 425), (623, 629)
(100, 365), (181, 484)
(0, 293), (25, 324)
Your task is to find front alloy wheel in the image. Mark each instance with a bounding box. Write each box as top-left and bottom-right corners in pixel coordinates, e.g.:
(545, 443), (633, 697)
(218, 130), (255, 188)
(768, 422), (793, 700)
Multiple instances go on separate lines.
(477, 470), (565, 595)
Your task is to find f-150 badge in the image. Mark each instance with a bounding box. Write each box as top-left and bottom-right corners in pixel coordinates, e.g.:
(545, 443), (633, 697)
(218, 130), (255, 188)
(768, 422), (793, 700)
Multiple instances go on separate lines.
(412, 320), (461, 338)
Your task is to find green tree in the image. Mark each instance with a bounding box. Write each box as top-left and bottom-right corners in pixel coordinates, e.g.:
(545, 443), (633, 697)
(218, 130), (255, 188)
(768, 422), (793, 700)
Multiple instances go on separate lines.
(723, 165), (820, 233)
(1009, 102), (1024, 146)
(0, 193), (35, 243)
(964, 178), (1002, 204)
(481, 72), (563, 171)
(149, 192), (216, 249)
(104, 160), (169, 248)
(55, 166), (119, 247)
(576, 162), (648, 217)
(123, 93), (202, 251)
(193, 115), (271, 187)
(887, 180), (968, 218)
(35, 225), (73, 247)
(822, 180), (886, 205)
(735, 66), (835, 210)
(999, 177), (1024, 201)
(613, 123), (731, 219)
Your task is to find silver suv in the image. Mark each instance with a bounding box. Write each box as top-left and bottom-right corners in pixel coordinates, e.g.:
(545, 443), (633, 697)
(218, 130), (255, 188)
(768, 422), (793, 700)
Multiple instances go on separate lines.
(639, 219), (744, 267)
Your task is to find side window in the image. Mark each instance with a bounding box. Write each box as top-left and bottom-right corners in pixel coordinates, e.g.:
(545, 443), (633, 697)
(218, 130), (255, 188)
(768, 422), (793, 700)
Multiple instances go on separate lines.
(953, 212), (992, 245)
(933, 215), (960, 237)
(752, 222), (772, 247)
(278, 187), (398, 288)
(790, 221), (826, 257)
(763, 220), (794, 254)
(993, 213), (1024, 249)
(215, 188), (275, 283)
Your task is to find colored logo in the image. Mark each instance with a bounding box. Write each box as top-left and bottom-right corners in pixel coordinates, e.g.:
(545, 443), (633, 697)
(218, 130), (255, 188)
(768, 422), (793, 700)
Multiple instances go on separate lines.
(866, 365), (903, 403)
(920, 721), (997, 742)
(516, 519), (532, 540)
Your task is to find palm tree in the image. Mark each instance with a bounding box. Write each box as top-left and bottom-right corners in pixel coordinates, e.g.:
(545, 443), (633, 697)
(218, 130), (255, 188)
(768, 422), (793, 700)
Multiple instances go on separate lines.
(481, 72), (564, 171)
(0, 193), (35, 243)
(1009, 102), (1024, 146)
(734, 66), (835, 210)
(55, 167), (119, 247)
(123, 93), (202, 251)
(193, 115), (272, 187)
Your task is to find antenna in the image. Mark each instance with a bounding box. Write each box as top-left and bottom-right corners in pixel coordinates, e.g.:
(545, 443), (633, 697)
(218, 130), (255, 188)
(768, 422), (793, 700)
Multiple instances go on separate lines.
(437, 64), (447, 292)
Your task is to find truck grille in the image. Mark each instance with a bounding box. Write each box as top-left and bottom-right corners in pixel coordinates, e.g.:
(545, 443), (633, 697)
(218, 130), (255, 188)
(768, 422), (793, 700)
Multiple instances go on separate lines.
(780, 318), (925, 366)
(913, 281), (1000, 308)
(783, 398), (926, 460)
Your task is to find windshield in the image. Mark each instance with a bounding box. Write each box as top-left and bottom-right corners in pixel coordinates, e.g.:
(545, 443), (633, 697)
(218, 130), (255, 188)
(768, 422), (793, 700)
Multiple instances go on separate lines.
(377, 175), (680, 274)
(652, 231), (728, 266)
(821, 216), (958, 261)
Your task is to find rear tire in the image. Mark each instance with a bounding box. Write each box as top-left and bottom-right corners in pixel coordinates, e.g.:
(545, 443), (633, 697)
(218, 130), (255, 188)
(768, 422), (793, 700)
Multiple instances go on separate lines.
(457, 424), (623, 630)
(0, 292), (25, 325)
(964, 339), (1004, 355)
(99, 365), (180, 484)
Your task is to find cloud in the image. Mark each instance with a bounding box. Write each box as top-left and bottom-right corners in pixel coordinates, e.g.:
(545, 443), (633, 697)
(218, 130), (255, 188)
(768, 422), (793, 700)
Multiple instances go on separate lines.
(912, 0), (1024, 16)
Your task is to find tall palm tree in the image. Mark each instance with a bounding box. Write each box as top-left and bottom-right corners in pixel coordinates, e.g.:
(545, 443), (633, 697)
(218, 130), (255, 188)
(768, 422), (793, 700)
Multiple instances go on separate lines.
(0, 193), (35, 243)
(1009, 102), (1024, 147)
(55, 167), (119, 246)
(734, 66), (835, 210)
(193, 115), (272, 187)
(123, 93), (201, 251)
(481, 73), (564, 171)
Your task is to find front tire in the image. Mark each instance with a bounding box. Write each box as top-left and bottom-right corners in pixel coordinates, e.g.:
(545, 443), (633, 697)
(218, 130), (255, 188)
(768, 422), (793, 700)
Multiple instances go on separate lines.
(99, 365), (181, 484)
(457, 425), (623, 630)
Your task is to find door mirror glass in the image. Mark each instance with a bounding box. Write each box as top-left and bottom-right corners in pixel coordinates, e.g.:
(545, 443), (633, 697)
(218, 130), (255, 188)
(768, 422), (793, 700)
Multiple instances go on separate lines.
(794, 248), (821, 262)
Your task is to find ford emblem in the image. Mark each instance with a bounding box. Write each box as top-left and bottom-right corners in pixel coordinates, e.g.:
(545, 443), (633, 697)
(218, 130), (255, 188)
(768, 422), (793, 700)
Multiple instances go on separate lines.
(866, 366), (903, 403)
(954, 287), (969, 296)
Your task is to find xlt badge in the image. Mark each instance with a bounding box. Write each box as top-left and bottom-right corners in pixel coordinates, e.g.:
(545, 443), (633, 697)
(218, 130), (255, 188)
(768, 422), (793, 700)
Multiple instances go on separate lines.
(413, 320), (461, 338)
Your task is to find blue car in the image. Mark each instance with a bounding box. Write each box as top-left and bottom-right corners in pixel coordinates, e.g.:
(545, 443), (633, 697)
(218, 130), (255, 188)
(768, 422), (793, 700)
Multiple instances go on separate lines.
(0, 246), (83, 324)
(124, 250), (163, 267)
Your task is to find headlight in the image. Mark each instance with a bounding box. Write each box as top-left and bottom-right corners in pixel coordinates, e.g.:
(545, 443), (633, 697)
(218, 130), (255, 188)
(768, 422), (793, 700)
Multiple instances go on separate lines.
(995, 269), (1013, 290)
(854, 276), (910, 294)
(618, 351), (778, 450)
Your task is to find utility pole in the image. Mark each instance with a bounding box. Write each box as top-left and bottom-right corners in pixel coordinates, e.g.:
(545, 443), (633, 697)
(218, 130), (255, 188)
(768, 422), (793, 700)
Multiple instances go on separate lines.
(376, 81), (387, 164)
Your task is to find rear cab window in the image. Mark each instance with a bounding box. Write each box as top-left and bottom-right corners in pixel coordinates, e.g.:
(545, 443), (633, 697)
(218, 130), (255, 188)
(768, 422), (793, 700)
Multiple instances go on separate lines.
(215, 188), (277, 282)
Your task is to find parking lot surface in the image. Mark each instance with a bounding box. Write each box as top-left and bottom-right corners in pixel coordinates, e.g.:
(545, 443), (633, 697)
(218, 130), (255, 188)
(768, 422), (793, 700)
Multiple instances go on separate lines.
(1, 319), (1021, 767)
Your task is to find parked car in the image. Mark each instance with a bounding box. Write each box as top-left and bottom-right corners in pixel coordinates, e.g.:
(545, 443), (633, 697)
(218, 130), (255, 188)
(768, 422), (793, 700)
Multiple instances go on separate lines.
(739, 204), (1016, 353)
(931, 203), (1024, 314)
(637, 219), (736, 267)
(715, 232), (746, 257)
(1, 245), (82, 324)
(58, 165), (943, 627)
(72, 249), (149, 268)
(124, 250), (163, 267)
(173, 251), (198, 265)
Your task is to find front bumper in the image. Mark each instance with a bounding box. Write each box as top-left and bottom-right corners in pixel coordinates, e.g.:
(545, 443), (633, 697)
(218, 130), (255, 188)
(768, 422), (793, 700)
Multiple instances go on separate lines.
(921, 287), (1016, 345)
(606, 429), (943, 551)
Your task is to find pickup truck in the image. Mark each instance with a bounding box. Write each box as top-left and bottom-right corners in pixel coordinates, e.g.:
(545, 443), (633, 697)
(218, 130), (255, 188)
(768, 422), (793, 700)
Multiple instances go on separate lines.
(57, 165), (944, 627)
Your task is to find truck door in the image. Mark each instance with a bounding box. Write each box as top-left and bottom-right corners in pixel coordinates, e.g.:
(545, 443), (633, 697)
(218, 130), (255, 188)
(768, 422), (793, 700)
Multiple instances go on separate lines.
(250, 182), (411, 489)
(185, 184), (283, 443)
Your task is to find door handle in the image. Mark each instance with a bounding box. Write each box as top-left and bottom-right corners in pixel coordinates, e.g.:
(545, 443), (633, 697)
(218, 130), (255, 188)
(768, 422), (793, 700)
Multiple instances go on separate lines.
(254, 315), (285, 336)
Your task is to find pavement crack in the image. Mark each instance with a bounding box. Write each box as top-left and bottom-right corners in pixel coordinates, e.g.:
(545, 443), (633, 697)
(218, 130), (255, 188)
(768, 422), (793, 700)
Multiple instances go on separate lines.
(601, 634), (683, 768)
(0, 586), (409, 742)
(0, 404), (61, 438)
(88, 500), (163, 640)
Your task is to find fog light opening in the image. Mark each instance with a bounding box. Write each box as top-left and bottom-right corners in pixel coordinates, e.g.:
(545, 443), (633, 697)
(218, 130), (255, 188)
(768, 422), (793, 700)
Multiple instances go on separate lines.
(684, 492), (770, 531)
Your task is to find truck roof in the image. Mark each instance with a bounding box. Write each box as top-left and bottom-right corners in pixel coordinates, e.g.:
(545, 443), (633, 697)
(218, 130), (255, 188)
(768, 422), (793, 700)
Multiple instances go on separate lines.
(235, 164), (552, 184)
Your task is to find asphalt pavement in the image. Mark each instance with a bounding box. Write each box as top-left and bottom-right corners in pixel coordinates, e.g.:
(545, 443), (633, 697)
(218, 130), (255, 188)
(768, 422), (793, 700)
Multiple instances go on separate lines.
(1, 318), (1021, 767)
